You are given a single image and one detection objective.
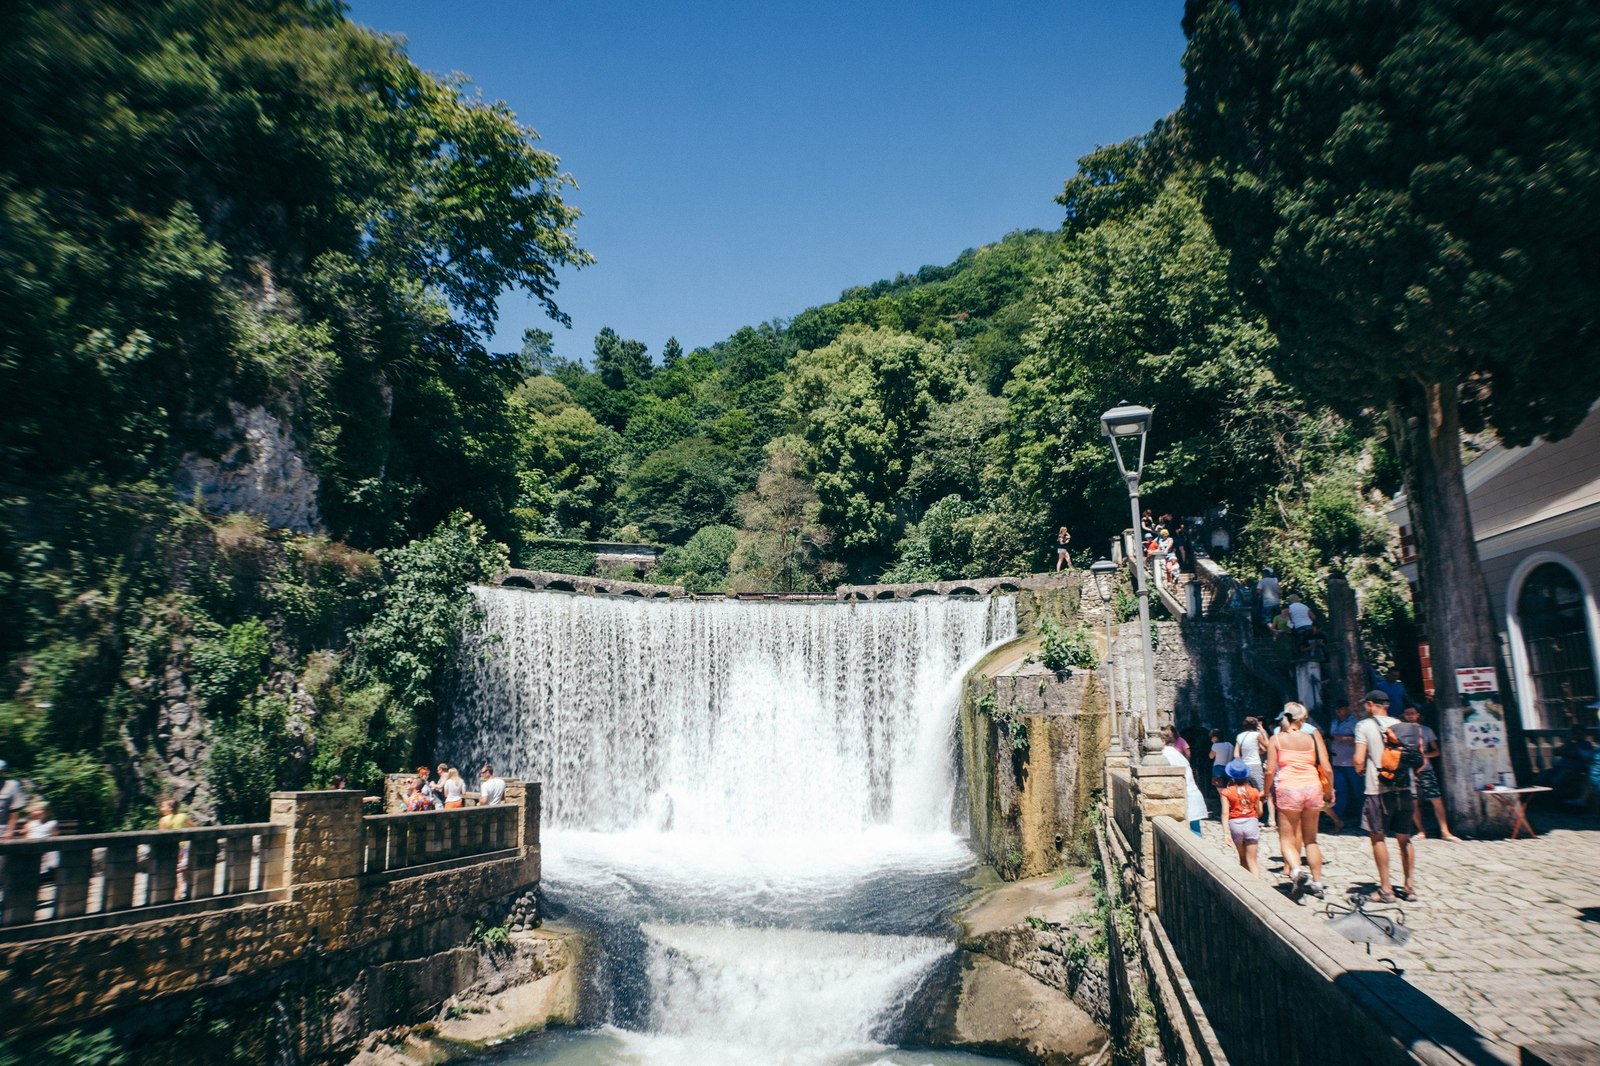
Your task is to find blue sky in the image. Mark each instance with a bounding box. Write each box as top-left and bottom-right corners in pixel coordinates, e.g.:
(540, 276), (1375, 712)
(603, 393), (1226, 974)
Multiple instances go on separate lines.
(348, 2), (1188, 364)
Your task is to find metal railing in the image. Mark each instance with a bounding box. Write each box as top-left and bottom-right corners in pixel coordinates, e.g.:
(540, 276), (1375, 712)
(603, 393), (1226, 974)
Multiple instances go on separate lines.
(0, 824), (285, 932)
(360, 803), (520, 877)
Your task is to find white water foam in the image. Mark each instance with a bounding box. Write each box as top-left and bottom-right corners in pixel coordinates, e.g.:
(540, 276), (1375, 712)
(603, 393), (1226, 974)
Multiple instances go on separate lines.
(446, 590), (1019, 1065)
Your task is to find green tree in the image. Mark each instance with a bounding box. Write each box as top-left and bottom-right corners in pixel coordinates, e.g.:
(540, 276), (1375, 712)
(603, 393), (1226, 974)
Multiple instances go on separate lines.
(516, 328), (558, 377)
(655, 524), (739, 593)
(729, 442), (837, 593)
(1005, 175), (1312, 556)
(618, 438), (741, 545)
(786, 326), (954, 570)
(509, 376), (624, 539)
(593, 327), (653, 391)
(1184, 0), (1600, 827)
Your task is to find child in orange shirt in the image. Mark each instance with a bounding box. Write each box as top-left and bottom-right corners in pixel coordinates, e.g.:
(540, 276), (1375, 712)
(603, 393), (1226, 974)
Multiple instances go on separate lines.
(1219, 759), (1262, 877)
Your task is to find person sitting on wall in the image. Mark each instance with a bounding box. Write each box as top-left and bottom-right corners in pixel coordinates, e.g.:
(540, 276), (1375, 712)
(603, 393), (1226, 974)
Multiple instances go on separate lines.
(1536, 726), (1597, 803)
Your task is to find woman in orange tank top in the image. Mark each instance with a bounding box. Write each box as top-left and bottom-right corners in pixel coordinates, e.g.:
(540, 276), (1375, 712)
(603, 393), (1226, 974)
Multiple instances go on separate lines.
(1265, 702), (1334, 900)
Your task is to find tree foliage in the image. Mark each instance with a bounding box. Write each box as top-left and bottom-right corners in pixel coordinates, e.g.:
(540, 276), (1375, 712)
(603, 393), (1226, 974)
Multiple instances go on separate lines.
(1182, 0), (1600, 445)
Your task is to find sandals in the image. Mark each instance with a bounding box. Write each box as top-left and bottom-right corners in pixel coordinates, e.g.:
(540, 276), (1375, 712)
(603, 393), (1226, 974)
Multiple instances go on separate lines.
(1394, 887), (1419, 902)
(1366, 890), (1398, 904)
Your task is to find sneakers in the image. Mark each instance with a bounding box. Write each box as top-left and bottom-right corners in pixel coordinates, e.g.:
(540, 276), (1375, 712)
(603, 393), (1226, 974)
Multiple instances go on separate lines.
(1290, 866), (1311, 900)
(1307, 880), (1326, 899)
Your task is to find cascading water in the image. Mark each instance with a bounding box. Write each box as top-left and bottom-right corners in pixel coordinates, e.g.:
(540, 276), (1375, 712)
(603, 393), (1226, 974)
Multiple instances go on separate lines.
(445, 588), (1020, 1066)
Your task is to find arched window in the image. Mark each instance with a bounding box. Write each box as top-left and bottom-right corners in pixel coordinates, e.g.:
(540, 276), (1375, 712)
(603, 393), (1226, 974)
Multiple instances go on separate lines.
(1515, 562), (1598, 730)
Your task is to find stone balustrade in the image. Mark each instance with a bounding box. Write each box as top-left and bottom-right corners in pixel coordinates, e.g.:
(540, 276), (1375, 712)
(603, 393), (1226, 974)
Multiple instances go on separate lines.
(361, 802), (521, 878)
(0, 783), (541, 1042)
(0, 822), (285, 940)
(1103, 762), (1506, 1066)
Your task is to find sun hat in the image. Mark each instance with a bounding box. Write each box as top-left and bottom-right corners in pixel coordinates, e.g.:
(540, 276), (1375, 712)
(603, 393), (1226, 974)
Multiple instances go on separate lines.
(1225, 759), (1250, 780)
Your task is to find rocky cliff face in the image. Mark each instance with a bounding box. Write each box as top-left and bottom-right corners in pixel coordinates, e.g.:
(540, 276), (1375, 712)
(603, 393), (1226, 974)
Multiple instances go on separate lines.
(174, 402), (322, 533)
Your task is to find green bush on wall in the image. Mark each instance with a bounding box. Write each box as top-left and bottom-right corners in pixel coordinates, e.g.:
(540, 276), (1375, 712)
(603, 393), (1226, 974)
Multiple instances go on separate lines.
(520, 540), (597, 576)
(1036, 615), (1099, 673)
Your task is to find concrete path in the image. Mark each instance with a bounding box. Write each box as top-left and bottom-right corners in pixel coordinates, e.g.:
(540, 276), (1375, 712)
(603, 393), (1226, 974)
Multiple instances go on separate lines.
(1196, 807), (1600, 1059)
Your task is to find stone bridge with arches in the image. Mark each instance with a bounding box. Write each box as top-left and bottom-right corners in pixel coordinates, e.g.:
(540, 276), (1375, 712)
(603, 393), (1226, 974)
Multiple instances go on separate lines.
(489, 569), (1078, 602)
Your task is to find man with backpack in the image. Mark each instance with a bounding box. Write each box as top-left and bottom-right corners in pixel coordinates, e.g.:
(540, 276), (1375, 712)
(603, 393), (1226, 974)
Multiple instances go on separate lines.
(1353, 690), (1426, 902)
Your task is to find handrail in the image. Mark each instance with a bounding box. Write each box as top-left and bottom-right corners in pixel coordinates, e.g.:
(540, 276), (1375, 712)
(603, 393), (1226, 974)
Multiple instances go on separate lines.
(360, 803), (519, 877)
(0, 822), (286, 931)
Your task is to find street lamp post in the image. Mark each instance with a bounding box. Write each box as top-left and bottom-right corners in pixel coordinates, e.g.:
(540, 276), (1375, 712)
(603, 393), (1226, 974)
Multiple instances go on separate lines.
(1089, 558), (1121, 754)
(1100, 401), (1160, 753)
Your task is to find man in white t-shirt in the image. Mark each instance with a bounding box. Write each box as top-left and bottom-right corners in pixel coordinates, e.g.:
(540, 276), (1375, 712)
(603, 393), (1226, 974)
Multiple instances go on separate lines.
(478, 765), (507, 806)
(1256, 568), (1281, 624)
(1352, 690), (1417, 902)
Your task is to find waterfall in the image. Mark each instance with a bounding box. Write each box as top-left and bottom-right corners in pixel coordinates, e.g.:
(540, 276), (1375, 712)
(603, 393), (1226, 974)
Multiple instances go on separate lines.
(450, 589), (1014, 834)
(446, 588), (1018, 1066)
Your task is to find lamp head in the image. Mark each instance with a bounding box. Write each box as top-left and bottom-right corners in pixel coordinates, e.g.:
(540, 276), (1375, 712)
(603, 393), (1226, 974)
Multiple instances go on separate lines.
(1100, 401), (1153, 481)
(1088, 558), (1117, 603)
(1100, 402), (1153, 439)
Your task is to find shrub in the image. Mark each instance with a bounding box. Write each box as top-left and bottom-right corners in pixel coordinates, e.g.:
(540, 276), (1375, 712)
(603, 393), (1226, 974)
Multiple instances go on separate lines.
(655, 525), (738, 592)
(30, 748), (116, 831)
(190, 618), (271, 713)
(520, 543), (596, 575)
(1036, 616), (1098, 672)
(206, 695), (292, 824)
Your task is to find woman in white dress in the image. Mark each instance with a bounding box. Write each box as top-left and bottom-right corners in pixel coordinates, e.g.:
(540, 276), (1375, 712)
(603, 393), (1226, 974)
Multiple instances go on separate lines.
(1161, 725), (1210, 836)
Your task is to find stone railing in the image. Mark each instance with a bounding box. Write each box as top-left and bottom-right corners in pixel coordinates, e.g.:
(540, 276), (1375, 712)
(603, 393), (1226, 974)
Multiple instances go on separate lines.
(0, 823), (284, 940)
(1105, 763), (1506, 1066)
(0, 783), (541, 1041)
(361, 803), (521, 879)
(1149, 818), (1504, 1066)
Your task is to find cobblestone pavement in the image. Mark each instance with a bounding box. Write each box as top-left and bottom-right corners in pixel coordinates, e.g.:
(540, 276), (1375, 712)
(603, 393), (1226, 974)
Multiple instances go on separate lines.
(1196, 806), (1600, 1059)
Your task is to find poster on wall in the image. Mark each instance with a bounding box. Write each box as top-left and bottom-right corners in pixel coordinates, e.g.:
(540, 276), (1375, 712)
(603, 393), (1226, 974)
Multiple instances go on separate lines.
(1457, 667), (1507, 750)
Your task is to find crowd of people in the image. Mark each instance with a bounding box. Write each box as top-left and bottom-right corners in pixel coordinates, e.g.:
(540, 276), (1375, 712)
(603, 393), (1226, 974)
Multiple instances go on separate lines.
(402, 762), (507, 812)
(1161, 687), (1465, 904)
(1141, 510), (1193, 584)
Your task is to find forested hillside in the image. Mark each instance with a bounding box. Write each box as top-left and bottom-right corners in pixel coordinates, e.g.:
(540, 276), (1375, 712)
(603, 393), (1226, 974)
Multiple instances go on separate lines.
(1, 1), (1406, 828)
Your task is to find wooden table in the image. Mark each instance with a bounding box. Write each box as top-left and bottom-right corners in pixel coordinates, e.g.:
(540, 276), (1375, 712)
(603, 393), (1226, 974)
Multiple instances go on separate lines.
(1483, 785), (1552, 839)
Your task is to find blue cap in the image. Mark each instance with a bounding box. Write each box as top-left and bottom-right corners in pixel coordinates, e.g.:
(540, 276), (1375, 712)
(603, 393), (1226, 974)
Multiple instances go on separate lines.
(1225, 759), (1250, 780)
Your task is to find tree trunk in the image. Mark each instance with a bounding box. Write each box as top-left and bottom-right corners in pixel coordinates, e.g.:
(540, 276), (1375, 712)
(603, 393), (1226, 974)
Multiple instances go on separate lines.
(1387, 382), (1514, 835)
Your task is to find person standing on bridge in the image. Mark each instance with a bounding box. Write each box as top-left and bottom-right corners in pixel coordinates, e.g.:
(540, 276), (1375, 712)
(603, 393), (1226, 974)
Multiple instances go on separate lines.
(479, 765), (506, 806)
(442, 767), (466, 809)
(1160, 726), (1209, 837)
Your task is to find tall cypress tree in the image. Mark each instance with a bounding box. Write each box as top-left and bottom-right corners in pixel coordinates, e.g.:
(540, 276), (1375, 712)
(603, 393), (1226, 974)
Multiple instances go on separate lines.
(1183, 1), (1600, 830)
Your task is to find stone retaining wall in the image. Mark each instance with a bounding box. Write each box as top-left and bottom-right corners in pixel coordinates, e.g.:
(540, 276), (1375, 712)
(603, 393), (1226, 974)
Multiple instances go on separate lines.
(0, 785), (544, 1060)
(961, 668), (1110, 880)
(1151, 819), (1510, 1066)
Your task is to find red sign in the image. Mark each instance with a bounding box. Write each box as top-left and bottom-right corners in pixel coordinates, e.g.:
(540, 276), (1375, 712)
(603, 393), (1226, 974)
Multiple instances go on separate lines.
(1456, 667), (1497, 694)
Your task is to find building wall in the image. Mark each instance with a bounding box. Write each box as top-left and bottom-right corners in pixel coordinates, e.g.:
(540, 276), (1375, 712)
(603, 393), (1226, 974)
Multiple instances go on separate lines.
(1480, 524), (1600, 730)
(1469, 413), (1600, 541)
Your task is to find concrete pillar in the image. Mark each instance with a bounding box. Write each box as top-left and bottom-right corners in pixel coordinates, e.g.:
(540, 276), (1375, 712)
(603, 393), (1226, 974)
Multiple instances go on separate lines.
(271, 790), (363, 886)
(503, 780), (541, 849)
(1128, 764), (1187, 910)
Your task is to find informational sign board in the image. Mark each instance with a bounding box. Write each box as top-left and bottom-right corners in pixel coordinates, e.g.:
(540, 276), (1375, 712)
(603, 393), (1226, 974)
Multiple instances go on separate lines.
(1456, 667), (1508, 766)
